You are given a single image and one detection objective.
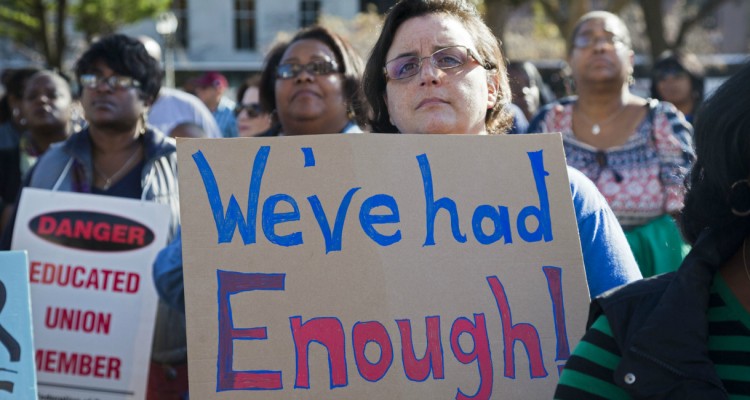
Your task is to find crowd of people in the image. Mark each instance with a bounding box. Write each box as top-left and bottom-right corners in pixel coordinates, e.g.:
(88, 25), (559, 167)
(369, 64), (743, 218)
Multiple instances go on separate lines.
(0, 0), (747, 399)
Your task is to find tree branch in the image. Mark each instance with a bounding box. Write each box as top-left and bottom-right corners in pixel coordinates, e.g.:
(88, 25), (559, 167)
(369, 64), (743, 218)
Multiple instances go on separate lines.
(538, 0), (567, 35)
(673, 0), (728, 48)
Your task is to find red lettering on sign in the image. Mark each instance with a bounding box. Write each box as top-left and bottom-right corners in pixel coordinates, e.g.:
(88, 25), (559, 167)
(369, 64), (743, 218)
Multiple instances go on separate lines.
(450, 314), (493, 400)
(397, 316), (444, 381)
(28, 260), (140, 294)
(34, 215), (148, 246)
(37, 216), (56, 235)
(35, 349), (121, 379)
(290, 316), (348, 389)
(44, 306), (112, 335)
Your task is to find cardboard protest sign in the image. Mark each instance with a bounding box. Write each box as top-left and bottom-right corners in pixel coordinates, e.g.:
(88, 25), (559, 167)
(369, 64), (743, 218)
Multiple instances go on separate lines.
(179, 134), (589, 399)
(12, 189), (171, 399)
(0, 251), (37, 398)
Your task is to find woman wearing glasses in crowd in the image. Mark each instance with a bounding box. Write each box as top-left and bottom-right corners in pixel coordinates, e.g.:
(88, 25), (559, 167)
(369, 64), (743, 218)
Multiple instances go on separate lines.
(362, 0), (640, 298)
(527, 11), (695, 278)
(258, 25), (368, 136)
(650, 50), (705, 124)
(234, 75), (271, 137)
(0, 35), (183, 398)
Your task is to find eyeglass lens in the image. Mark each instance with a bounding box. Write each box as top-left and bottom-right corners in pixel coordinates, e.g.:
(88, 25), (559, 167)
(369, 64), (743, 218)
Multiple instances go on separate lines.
(573, 34), (622, 49)
(234, 103), (262, 117)
(276, 60), (337, 79)
(80, 74), (139, 90)
(385, 46), (472, 81)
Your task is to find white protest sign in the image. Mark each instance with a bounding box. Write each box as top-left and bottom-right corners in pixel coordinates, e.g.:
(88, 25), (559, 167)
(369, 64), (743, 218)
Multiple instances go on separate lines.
(179, 134), (589, 399)
(12, 188), (170, 399)
(0, 251), (37, 398)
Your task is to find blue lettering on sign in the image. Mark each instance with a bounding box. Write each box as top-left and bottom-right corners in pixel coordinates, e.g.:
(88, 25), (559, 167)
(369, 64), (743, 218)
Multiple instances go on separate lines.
(192, 146), (554, 251)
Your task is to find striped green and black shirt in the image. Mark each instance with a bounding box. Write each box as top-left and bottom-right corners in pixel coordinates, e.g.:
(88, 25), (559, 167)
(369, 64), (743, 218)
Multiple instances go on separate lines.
(555, 274), (750, 399)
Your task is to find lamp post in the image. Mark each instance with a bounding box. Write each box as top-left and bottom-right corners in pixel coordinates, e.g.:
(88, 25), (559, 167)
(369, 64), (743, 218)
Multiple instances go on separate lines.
(156, 11), (179, 88)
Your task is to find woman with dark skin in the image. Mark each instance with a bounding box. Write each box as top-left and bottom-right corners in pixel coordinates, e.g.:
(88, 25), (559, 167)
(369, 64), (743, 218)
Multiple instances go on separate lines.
(0, 67), (41, 149)
(0, 71), (73, 231)
(528, 11), (695, 277)
(650, 50), (705, 123)
(259, 25), (368, 135)
(5, 35), (182, 399)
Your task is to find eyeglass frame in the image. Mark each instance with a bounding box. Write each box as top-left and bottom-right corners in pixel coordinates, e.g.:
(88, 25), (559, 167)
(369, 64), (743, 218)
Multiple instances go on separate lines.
(572, 34), (626, 50)
(234, 103), (264, 118)
(79, 74), (142, 91)
(383, 45), (485, 81)
(275, 59), (340, 80)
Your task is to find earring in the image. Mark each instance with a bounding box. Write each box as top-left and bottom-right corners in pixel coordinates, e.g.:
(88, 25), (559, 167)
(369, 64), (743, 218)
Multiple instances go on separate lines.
(139, 113), (147, 135)
(627, 75), (635, 86)
(729, 179), (750, 217)
(12, 108), (20, 117)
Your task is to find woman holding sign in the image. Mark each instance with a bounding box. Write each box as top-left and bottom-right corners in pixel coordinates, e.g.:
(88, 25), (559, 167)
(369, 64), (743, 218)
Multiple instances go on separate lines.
(555, 62), (750, 400)
(5, 35), (184, 399)
(362, 0), (641, 297)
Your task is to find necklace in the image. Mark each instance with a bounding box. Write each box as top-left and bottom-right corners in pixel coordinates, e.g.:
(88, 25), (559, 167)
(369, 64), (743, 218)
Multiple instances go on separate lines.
(576, 103), (627, 135)
(95, 145), (141, 190)
(743, 238), (750, 283)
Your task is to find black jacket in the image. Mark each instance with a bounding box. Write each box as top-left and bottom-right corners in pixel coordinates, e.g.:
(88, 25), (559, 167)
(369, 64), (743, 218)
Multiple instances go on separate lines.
(588, 221), (748, 399)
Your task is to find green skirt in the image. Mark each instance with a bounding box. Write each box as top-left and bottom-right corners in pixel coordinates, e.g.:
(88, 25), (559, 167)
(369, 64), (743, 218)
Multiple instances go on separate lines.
(625, 214), (691, 278)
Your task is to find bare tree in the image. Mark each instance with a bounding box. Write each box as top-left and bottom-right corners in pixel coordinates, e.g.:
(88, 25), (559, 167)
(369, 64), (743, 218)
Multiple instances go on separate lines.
(639, 0), (728, 60)
(0, 0), (169, 70)
(483, 0), (729, 59)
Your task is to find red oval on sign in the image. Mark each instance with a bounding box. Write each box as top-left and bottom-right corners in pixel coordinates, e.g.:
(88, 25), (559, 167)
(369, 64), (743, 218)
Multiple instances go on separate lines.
(29, 211), (155, 251)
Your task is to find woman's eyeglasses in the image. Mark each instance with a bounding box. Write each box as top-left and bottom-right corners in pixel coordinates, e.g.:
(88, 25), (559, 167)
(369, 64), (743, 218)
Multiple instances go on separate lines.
(276, 60), (339, 80)
(384, 45), (482, 81)
(572, 34), (625, 49)
(79, 74), (141, 90)
(234, 103), (263, 118)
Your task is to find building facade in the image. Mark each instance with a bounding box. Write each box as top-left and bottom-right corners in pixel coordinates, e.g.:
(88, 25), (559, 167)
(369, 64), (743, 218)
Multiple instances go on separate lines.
(120, 0), (363, 87)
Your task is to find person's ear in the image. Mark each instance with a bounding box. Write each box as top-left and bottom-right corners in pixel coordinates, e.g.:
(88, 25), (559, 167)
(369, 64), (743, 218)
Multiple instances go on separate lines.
(486, 72), (500, 110)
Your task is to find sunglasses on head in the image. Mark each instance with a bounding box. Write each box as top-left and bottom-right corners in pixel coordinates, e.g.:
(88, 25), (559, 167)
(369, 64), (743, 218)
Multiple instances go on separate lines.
(234, 103), (263, 117)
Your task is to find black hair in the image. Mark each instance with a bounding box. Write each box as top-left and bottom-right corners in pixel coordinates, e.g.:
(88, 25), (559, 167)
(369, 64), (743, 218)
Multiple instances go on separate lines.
(681, 61), (750, 244)
(363, 0), (512, 134)
(507, 60), (555, 108)
(650, 50), (705, 110)
(74, 34), (162, 104)
(259, 40), (289, 129)
(0, 67), (43, 123)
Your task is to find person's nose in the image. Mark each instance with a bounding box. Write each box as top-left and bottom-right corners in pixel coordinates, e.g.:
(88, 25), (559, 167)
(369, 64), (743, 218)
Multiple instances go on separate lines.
(94, 79), (114, 93)
(295, 67), (315, 83)
(418, 57), (441, 86)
